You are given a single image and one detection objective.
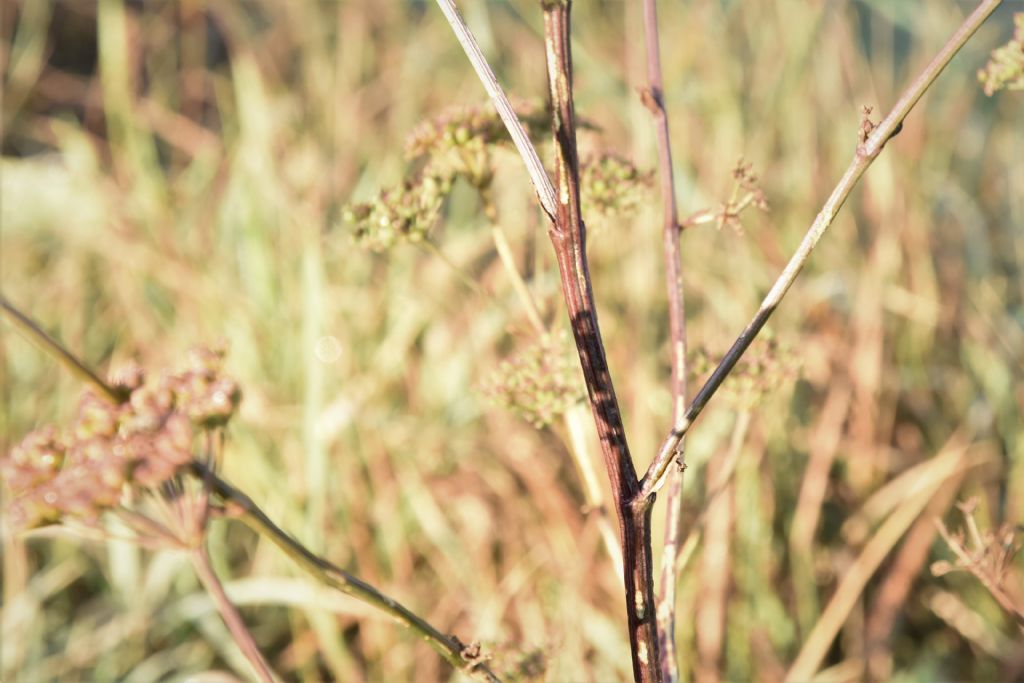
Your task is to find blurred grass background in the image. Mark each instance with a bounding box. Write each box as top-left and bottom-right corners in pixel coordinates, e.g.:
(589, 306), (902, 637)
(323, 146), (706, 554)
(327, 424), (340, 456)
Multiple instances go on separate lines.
(1, 1), (1022, 681)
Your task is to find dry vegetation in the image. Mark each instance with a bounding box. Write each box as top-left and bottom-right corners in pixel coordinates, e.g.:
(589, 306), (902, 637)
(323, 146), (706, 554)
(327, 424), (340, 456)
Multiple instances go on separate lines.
(2, 1), (1022, 681)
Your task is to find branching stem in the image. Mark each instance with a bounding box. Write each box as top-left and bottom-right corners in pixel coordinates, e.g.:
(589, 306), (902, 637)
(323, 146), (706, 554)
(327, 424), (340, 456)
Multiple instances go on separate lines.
(540, 3), (660, 680)
(638, 0), (1003, 499)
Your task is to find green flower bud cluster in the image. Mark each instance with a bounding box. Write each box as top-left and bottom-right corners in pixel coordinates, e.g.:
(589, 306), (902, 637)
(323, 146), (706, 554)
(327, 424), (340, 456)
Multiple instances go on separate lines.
(978, 13), (1024, 96)
(342, 102), (550, 251)
(342, 175), (451, 252)
(483, 331), (585, 429)
(2, 348), (241, 532)
(404, 102), (549, 162)
(689, 333), (800, 411)
(580, 153), (653, 219)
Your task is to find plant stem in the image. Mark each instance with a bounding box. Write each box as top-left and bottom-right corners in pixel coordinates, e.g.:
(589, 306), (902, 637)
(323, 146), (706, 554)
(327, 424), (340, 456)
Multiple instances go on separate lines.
(541, 2), (660, 680)
(192, 461), (502, 683)
(638, 0), (1004, 500)
(481, 187), (548, 336)
(418, 239), (487, 296)
(490, 225), (546, 336)
(638, 0), (689, 678)
(563, 405), (625, 582)
(189, 543), (277, 683)
(433, 0), (557, 220)
(0, 296), (127, 404)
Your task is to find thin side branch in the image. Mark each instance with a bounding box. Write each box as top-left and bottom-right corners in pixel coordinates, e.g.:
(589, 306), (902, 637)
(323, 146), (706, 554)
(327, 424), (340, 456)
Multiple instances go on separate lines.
(190, 543), (277, 683)
(638, 0), (689, 679)
(193, 462), (502, 682)
(1, 296), (127, 404)
(638, 0), (1003, 499)
(433, 0), (557, 220)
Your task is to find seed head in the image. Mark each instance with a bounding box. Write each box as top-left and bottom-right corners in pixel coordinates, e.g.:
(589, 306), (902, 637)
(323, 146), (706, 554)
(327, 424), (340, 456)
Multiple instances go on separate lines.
(978, 14), (1024, 96)
(483, 331), (585, 429)
(580, 153), (653, 220)
(2, 348), (242, 533)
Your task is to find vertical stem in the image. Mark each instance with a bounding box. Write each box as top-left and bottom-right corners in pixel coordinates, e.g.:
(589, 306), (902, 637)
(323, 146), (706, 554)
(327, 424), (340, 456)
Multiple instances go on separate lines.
(1, 297), (127, 404)
(638, 0), (689, 678)
(540, 2), (660, 680)
(190, 543), (277, 683)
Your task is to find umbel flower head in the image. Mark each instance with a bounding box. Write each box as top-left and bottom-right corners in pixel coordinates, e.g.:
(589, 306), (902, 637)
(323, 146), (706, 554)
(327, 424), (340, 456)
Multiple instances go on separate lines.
(977, 13), (1024, 96)
(679, 157), (769, 234)
(342, 175), (451, 252)
(404, 101), (550, 162)
(342, 102), (552, 252)
(580, 153), (653, 220)
(2, 348), (241, 534)
(483, 331), (586, 429)
(407, 101), (549, 194)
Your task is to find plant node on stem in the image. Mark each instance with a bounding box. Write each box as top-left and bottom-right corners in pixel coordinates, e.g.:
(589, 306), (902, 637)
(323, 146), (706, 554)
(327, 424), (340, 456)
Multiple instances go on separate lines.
(540, 2), (660, 680)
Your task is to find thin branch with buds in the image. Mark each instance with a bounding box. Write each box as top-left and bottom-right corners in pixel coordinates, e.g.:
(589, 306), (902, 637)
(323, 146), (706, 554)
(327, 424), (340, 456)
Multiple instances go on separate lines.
(0, 299), (501, 683)
(433, 1), (1002, 681)
(638, 0), (1004, 500)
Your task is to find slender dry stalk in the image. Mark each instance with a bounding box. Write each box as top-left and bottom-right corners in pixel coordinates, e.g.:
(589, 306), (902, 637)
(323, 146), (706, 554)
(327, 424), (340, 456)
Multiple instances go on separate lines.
(786, 442), (977, 682)
(563, 405), (625, 581)
(189, 543), (277, 683)
(790, 381), (852, 634)
(640, 0), (1005, 498)
(695, 412), (749, 683)
(194, 462), (503, 682)
(864, 475), (965, 681)
(637, 0), (689, 678)
(1, 296), (126, 404)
